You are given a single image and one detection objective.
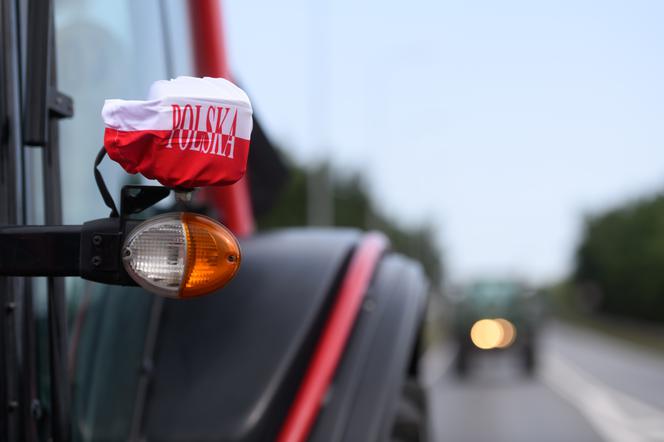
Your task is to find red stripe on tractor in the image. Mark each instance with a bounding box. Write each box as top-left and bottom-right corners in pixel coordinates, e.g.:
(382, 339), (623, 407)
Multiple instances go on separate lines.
(277, 233), (389, 442)
(188, 0), (255, 236)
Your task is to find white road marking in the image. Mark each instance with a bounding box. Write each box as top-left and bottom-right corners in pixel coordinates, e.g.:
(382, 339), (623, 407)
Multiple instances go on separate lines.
(540, 352), (664, 442)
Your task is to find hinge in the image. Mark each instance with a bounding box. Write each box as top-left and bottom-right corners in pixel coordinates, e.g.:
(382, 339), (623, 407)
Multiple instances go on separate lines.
(48, 89), (73, 119)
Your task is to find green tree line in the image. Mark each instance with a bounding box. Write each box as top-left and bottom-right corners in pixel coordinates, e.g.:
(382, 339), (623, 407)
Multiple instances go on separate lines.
(574, 193), (664, 322)
(257, 162), (444, 286)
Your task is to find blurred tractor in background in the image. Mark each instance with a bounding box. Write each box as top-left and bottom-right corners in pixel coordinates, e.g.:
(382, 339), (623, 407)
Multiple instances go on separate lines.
(450, 280), (544, 377)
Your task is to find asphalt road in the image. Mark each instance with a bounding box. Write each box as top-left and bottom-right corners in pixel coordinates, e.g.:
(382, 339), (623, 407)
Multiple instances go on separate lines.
(423, 322), (664, 442)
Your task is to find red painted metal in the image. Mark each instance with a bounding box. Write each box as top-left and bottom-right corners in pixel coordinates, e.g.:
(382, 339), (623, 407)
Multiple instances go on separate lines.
(187, 0), (255, 236)
(277, 233), (389, 442)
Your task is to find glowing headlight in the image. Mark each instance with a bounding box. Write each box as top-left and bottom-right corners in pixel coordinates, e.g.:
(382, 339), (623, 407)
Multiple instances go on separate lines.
(470, 318), (517, 350)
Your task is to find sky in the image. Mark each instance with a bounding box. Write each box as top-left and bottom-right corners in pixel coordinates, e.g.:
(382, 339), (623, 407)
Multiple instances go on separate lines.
(223, 0), (664, 284)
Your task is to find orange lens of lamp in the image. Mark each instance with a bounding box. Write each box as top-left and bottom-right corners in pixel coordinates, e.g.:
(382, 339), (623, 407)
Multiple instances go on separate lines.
(180, 212), (241, 297)
(122, 212), (241, 298)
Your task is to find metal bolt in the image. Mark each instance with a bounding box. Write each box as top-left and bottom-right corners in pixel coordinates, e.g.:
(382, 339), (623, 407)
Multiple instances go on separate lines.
(174, 189), (194, 203)
(92, 235), (102, 246)
(5, 302), (16, 313)
(227, 255), (236, 263)
(91, 256), (102, 267)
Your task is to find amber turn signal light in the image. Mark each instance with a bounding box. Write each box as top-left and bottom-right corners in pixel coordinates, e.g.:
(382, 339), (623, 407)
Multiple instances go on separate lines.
(122, 212), (241, 298)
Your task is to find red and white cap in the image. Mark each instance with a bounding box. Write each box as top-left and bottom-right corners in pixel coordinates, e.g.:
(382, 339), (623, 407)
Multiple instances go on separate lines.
(102, 76), (253, 188)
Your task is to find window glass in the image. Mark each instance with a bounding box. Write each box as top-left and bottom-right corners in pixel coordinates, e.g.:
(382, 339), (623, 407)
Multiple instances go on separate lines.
(55, 0), (172, 224)
(51, 1), (195, 439)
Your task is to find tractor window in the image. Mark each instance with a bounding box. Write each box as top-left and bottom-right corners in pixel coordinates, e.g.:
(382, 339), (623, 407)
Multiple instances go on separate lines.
(45, 1), (195, 440)
(55, 0), (171, 224)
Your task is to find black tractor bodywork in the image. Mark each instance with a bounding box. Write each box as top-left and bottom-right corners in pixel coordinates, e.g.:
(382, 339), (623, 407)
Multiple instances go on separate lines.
(68, 230), (428, 441)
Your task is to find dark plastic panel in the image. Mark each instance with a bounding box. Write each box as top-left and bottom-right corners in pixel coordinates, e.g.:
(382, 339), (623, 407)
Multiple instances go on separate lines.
(308, 253), (428, 442)
(143, 228), (360, 441)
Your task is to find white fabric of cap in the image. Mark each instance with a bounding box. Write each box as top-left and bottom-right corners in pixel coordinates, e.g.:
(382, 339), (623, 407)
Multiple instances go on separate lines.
(101, 76), (253, 139)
